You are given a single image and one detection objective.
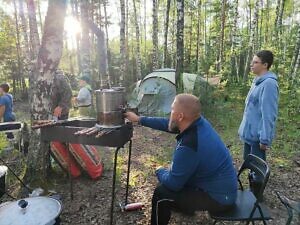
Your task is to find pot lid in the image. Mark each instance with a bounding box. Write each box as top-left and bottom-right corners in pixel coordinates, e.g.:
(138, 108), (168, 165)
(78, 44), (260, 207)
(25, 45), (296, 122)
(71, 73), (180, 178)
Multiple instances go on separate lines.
(0, 196), (62, 225)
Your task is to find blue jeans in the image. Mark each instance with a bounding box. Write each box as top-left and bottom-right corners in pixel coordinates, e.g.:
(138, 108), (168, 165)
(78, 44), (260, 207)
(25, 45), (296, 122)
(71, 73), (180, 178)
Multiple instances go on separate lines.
(243, 142), (266, 161)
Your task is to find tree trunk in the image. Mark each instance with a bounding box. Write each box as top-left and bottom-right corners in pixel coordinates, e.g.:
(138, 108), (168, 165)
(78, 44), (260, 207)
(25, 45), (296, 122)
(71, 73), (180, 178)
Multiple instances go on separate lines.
(120, 0), (126, 85)
(37, 0), (43, 33)
(152, 0), (159, 70)
(176, 0), (184, 91)
(13, 0), (23, 97)
(290, 25), (300, 80)
(80, 1), (91, 78)
(163, 0), (171, 68)
(133, 0), (142, 80)
(27, 0), (41, 122)
(27, 0), (67, 181)
(144, 0), (147, 71)
(71, 0), (82, 73)
(243, 0), (259, 81)
(230, 0), (239, 81)
(103, 0), (111, 79)
(27, 0), (40, 59)
(217, 0), (226, 73)
(195, 0), (201, 73)
(187, 9), (193, 66)
(18, 0), (30, 96)
(171, 1), (176, 68)
(86, 21), (109, 87)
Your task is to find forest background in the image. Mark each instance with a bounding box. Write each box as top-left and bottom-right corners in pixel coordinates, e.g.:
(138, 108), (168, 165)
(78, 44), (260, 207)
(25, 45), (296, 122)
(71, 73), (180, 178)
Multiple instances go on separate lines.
(0, 0), (299, 224)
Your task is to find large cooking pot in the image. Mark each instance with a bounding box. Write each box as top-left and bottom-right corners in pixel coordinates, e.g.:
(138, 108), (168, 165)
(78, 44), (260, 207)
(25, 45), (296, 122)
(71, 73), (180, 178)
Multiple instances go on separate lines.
(95, 87), (126, 128)
(0, 165), (7, 198)
(0, 196), (62, 225)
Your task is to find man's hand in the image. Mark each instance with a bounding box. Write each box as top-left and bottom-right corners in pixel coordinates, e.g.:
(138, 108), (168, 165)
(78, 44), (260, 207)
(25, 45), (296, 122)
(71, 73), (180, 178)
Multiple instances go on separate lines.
(124, 111), (140, 123)
(53, 106), (62, 118)
(260, 143), (270, 151)
(155, 166), (164, 175)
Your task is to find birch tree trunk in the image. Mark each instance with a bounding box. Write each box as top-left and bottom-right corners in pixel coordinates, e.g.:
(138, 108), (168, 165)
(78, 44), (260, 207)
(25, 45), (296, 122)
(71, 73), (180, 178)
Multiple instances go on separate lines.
(27, 0), (67, 181)
(133, 0), (142, 80)
(176, 0), (184, 91)
(13, 0), (22, 97)
(152, 0), (159, 70)
(187, 9), (193, 66)
(217, 0), (226, 73)
(120, 0), (126, 85)
(27, 0), (40, 59)
(103, 0), (111, 76)
(86, 21), (109, 87)
(230, 0), (239, 81)
(71, 0), (82, 73)
(195, 0), (201, 73)
(163, 0), (171, 68)
(27, 0), (41, 123)
(80, 1), (91, 78)
(290, 25), (300, 80)
(18, 0), (30, 95)
(37, 0), (43, 32)
(243, 0), (259, 81)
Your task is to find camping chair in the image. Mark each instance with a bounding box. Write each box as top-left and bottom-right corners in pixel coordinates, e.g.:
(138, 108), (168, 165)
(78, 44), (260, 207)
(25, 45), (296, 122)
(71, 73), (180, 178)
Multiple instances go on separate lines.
(275, 191), (300, 225)
(209, 154), (272, 225)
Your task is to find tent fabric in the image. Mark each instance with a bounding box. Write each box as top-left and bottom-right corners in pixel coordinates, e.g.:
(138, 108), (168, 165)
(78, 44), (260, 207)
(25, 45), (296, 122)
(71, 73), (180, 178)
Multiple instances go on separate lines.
(128, 68), (207, 115)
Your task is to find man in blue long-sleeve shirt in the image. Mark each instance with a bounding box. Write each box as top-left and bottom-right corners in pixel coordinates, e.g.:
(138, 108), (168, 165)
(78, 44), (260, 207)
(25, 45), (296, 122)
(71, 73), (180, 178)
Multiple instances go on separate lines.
(125, 94), (237, 225)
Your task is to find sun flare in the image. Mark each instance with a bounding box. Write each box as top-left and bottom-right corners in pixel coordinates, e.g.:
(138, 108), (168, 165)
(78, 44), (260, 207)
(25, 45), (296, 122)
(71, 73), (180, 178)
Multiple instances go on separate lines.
(64, 16), (81, 48)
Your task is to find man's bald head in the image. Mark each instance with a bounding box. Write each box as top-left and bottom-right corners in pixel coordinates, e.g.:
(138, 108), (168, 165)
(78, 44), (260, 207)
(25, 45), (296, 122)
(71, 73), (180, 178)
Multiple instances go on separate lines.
(173, 94), (201, 120)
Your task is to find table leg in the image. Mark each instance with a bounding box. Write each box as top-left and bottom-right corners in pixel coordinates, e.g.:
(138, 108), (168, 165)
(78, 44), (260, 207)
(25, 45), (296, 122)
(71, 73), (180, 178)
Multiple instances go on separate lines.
(110, 147), (121, 225)
(125, 140), (132, 205)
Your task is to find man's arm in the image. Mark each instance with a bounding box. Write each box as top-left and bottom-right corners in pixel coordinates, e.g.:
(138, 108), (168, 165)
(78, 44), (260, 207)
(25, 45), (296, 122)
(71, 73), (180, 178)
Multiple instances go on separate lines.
(260, 80), (279, 148)
(156, 146), (199, 191)
(57, 75), (72, 110)
(0, 105), (5, 121)
(124, 112), (169, 132)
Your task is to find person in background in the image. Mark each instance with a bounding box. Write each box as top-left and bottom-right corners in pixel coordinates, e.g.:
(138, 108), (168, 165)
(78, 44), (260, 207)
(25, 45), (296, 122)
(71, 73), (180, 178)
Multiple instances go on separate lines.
(51, 69), (73, 120)
(73, 74), (92, 117)
(0, 83), (16, 140)
(125, 94), (237, 225)
(238, 50), (279, 161)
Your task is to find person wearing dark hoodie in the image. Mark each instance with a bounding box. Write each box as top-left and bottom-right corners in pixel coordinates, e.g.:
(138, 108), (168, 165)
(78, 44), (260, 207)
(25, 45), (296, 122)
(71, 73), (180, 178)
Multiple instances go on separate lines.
(238, 50), (279, 161)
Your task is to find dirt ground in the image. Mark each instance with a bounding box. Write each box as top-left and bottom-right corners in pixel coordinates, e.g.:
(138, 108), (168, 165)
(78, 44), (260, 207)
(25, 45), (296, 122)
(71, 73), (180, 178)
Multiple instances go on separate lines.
(1, 102), (300, 225)
(48, 126), (300, 225)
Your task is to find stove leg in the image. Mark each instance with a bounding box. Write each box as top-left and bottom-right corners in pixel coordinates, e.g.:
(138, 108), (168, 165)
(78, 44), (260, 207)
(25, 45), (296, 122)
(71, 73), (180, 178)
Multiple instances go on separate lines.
(125, 140), (132, 205)
(110, 147), (121, 225)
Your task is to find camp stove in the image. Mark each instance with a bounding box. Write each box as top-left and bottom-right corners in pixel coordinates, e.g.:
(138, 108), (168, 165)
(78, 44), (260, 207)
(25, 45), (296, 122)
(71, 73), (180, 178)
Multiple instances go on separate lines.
(38, 118), (133, 225)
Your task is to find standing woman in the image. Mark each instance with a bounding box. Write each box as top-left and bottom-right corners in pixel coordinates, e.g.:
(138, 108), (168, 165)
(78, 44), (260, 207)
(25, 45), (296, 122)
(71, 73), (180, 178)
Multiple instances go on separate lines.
(0, 83), (16, 140)
(73, 75), (92, 117)
(238, 50), (279, 161)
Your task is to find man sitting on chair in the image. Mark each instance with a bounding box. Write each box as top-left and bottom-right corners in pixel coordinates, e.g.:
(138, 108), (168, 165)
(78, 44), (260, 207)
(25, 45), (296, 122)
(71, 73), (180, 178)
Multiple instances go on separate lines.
(125, 94), (237, 225)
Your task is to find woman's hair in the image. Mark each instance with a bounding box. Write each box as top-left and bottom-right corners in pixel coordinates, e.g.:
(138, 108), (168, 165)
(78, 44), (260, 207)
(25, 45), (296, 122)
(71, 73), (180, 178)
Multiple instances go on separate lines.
(0, 83), (9, 93)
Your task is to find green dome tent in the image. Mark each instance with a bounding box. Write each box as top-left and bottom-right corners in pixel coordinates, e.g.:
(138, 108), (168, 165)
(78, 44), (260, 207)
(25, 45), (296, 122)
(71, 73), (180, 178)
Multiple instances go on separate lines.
(128, 68), (208, 115)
